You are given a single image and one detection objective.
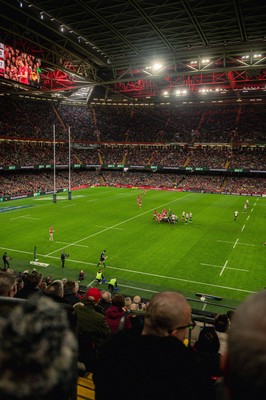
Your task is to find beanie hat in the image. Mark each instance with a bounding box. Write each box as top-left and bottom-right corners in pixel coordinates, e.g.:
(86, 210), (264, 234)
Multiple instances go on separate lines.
(85, 287), (102, 302)
(0, 296), (77, 400)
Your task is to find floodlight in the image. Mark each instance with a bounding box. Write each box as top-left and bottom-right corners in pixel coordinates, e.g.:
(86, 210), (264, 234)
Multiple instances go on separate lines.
(152, 63), (162, 71)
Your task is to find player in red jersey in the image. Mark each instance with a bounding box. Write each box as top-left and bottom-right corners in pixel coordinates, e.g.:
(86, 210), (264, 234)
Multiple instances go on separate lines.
(49, 226), (54, 241)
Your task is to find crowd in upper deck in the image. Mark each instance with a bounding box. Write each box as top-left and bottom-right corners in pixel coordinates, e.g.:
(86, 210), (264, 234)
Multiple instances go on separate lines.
(0, 97), (265, 144)
(0, 97), (265, 197)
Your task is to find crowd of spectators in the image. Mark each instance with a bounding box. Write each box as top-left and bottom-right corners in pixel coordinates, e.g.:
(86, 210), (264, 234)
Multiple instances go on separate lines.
(187, 148), (229, 169)
(0, 141), (265, 171)
(221, 176), (266, 194)
(1, 268), (265, 400)
(177, 175), (225, 192)
(0, 97), (265, 144)
(0, 169), (265, 197)
(0, 171), (103, 197)
(3, 45), (41, 88)
(0, 97), (265, 196)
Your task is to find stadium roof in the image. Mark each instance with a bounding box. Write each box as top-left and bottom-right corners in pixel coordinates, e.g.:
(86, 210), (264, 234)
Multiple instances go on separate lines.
(0, 0), (266, 103)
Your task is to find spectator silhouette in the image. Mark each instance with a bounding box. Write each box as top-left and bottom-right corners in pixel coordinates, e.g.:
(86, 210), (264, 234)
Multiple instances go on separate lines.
(193, 326), (222, 379)
(222, 290), (266, 400)
(74, 287), (110, 373)
(94, 291), (214, 400)
(104, 293), (132, 334)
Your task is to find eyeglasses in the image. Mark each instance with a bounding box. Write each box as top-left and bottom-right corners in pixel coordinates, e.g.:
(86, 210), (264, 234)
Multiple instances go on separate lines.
(171, 318), (196, 332)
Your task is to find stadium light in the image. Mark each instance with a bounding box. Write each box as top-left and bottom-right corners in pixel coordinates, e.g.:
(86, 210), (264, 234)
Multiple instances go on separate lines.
(152, 63), (162, 72)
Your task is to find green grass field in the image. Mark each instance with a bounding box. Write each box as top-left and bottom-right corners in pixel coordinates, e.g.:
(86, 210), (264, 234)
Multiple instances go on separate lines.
(1, 187), (265, 312)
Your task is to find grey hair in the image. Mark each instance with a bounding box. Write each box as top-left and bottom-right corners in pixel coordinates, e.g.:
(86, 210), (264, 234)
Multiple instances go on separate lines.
(0, 296), (77, 399)
(46, 280), (64, 298)
(225, 290), (266, 400)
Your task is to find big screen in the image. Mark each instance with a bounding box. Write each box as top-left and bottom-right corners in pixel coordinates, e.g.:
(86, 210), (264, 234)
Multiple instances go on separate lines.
(0, 42), (41, 88)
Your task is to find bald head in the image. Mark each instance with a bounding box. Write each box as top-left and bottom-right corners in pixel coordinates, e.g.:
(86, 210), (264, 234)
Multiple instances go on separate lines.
(142, 291), (191, 340)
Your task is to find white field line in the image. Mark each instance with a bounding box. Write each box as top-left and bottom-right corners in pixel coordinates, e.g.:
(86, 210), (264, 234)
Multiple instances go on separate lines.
(200, 263), (221, 268)
(226, 266), (249, 272)
(46, 194), (192, 256)
(241, 225), (245, 232)
(96, 225), (124, 231)
(200, 263), (248, 272)
(10, 215), (41, 221)
(233, 238), (239, 249)
(0, 246), (255, 295)
(237, 242), (256, 247)
(247, 215), (250, 221)
(220, 260), (228, 276)
(87, 279), (98, 287)
(10, 215), (30, 220)
(217, 240), (257, 247)
(55, 241), (89, 248)
(62, 204), (76, 208)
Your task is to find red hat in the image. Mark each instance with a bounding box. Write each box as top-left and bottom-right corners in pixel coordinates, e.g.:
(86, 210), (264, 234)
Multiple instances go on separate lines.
(85, 287), (102, 302)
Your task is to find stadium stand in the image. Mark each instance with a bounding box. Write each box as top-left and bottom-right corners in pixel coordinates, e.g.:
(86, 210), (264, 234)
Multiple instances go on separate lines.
(77, 374), (95, 400)
(1, 2), (265, 399)
(0, 98), (265, 199)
